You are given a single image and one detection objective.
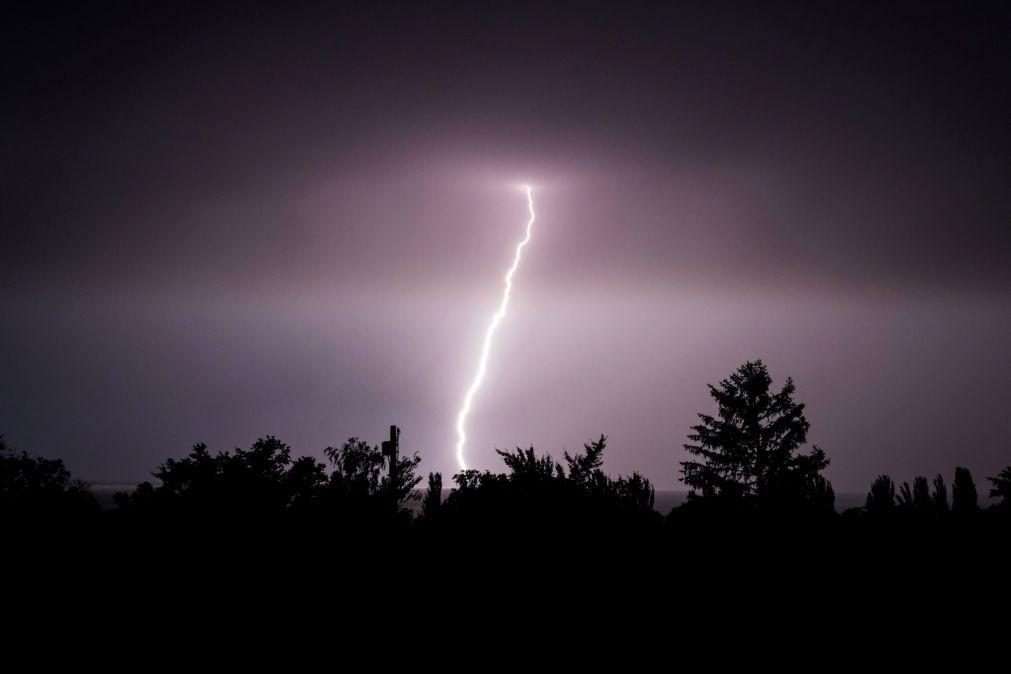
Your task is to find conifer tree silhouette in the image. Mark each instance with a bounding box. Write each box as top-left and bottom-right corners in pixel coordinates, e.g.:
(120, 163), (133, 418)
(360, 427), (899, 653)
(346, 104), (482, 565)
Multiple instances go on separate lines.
(680, 360), (830, 509)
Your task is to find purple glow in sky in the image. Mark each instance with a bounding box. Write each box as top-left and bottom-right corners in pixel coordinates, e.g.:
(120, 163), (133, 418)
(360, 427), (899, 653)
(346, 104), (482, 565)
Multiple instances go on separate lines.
(1, 2), (1009, 492)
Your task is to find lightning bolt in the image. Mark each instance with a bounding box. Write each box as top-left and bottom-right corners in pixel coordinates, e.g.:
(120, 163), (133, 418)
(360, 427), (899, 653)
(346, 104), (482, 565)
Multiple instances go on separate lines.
(454, 185), (537, 471)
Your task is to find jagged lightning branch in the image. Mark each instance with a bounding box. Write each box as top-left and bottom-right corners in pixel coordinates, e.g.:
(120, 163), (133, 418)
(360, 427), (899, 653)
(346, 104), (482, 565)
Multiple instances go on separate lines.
(454, 185), (536, 470)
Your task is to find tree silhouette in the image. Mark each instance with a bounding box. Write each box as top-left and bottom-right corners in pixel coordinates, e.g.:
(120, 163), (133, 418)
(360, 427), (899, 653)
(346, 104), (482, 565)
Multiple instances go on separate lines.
(898, 476), (933, 513)
(325, 437), (384, 498)
(564, 435), (606, 487)
(932, 474), (949, 512)
(382, 451), (423, 508)
(496, 446), (563, 483)
(680, 360), (831, 510)
(610, 472), (656, 512)
(422, 472), (442, 519)
(865, 475), (896, 515)
(287, 455), (329, 513)
(952, 467), (979, 514)
(442, 435), (657, 530)
(897, 481), (913, 509)
(988, 466), (1011, 511)
(0, 436), (97, 518)
(117, 436), (325, 518)
(912, 476), (931, 511)
(117, 432), (421, 522)
(323, 436), (421, 513)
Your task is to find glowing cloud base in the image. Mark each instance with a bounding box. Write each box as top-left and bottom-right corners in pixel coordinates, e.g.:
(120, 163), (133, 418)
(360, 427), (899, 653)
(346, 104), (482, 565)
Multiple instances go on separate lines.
(454, 185), (536, 471)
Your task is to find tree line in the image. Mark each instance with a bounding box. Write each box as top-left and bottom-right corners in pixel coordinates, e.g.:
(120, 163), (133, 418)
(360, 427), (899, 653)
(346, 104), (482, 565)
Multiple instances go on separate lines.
(2, 360), (1009, 531)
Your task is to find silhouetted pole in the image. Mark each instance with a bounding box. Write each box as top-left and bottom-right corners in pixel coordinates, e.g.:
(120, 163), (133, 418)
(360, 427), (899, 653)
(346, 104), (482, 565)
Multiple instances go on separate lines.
(381, 425), (400, 494)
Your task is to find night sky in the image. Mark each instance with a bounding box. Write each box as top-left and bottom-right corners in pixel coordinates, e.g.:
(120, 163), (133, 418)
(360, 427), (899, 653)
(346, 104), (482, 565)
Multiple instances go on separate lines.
(2, 1), (1009, 492)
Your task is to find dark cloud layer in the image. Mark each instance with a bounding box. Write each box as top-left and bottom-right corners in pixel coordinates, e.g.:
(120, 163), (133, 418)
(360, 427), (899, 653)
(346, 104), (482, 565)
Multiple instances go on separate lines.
(1, 2), (1009, 490)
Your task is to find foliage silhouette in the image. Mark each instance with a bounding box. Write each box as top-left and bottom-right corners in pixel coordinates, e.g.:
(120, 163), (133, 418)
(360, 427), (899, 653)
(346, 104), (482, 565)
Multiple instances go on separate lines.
(866, 475), (896, 515)
(3, 359), (1009, 623)
(0, 436), (97, 519)
(912, 476), (932, 511)
(952, 467), (979, 514)
(116, 433), (421, 528)
(438, 435), (657, 536)
(2, 359), (1007, 551)
(680, 360), (832, 513)
(897, 481), (913, 509)
(422, 472), (442, 519)
(325, 437), (384, 498)
(988, 466), (1011, 511)
(116, 436), (321, 520)
(323, 436), (422, 511)
(564, 435), (606, 486)
(932, 474), (949, 513)
(897, 476), (933, 513)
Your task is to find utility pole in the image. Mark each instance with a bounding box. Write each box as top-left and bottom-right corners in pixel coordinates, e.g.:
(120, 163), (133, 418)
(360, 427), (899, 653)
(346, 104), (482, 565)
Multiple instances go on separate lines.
(381, 425), (400, 489)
